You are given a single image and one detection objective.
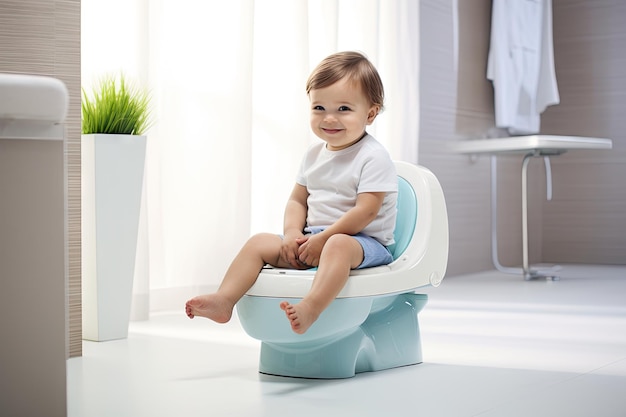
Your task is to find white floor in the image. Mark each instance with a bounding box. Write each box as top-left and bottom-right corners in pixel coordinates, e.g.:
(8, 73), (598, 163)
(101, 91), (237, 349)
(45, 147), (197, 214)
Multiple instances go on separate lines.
(67, 264), (626, 417)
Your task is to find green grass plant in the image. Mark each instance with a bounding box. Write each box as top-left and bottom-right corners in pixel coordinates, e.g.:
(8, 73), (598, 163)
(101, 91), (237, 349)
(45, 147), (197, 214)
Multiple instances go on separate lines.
(82, 74), (153, 135)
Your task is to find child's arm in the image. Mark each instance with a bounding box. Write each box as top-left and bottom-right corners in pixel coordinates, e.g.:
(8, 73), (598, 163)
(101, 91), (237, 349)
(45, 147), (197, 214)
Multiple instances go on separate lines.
(296, 191), (385, 267)
(281, 183), (309, 268)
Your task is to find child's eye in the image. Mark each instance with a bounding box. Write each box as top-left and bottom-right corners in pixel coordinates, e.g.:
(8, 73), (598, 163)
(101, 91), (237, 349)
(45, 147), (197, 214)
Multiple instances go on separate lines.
(338, 106), (351, 111)
(313, 105), (325, 111)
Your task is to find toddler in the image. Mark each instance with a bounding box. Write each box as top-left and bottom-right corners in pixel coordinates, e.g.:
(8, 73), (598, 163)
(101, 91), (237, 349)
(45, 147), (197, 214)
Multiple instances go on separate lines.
(186, 51), (397, 334)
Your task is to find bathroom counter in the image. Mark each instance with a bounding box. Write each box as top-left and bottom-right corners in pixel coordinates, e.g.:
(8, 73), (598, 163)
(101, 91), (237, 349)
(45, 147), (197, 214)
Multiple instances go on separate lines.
(451, 135), (613, 280)
(451, 135), (612, 155)
(1, 73), (68, 416)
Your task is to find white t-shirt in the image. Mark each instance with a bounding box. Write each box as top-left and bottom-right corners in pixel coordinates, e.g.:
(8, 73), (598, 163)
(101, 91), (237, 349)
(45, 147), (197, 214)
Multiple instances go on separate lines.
(296, 134), (397, 246)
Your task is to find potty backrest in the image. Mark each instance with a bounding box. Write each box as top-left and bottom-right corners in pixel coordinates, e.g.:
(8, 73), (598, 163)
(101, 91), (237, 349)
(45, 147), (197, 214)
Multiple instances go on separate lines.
(387, 175), (418, 260)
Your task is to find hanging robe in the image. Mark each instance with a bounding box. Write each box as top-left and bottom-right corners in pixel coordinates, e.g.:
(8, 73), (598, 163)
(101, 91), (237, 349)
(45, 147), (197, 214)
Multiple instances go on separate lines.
(487, 0), (560, 134)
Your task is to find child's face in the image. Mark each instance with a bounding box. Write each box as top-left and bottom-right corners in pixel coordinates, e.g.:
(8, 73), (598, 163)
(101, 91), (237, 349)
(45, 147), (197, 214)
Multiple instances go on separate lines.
(309, 78), (379, 151)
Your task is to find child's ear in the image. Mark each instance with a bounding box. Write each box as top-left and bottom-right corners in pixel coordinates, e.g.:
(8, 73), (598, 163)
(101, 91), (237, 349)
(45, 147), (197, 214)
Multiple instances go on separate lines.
(367, 106), (380, 124)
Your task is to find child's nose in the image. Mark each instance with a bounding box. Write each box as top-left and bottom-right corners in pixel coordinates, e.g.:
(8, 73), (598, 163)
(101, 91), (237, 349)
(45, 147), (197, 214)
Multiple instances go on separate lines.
(323, 112), (338, 123)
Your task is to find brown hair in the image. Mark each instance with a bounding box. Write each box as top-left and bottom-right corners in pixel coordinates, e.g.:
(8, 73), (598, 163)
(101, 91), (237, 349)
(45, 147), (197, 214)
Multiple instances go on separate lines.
(306, 51), (385, 111)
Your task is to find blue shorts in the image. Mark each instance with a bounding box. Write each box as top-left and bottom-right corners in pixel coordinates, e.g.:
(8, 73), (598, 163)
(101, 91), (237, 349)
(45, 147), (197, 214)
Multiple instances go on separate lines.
(303, 226), (393, 269)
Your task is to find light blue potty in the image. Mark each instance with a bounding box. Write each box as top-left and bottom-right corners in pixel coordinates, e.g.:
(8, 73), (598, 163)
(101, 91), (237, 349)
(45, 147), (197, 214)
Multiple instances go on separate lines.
(236, 161), (449, 378)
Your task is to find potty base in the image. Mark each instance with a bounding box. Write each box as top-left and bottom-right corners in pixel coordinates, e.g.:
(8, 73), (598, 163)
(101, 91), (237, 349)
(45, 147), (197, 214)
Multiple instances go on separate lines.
(258, 293), (427, 379)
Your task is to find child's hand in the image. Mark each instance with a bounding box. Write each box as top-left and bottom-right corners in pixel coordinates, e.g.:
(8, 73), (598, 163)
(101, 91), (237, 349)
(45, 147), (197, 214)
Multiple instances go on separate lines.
(297, 233), (326, 267)
(280, 233), (304, 268)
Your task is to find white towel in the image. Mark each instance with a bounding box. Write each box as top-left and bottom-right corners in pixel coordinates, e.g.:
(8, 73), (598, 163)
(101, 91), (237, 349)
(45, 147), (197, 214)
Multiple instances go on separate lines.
(487, 0), (560, 135)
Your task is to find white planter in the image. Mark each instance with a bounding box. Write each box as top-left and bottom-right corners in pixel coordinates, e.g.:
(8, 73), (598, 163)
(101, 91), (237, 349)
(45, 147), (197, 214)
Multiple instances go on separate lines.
(81, 134), (147, 341)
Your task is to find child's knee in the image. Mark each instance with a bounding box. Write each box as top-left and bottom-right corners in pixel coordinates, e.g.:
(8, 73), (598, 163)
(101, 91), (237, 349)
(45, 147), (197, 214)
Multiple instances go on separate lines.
(246, 233), (280, 251)
(324, 234), (358, 251)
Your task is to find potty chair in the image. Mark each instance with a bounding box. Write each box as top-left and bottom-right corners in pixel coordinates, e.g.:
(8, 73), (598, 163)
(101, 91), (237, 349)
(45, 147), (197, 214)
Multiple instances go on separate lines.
(236, 161), (449, 378)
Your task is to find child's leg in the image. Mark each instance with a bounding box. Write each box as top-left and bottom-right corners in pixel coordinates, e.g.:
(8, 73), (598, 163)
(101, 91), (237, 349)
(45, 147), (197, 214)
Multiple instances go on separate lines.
(186, 233), (288, 322)
(280, 234), (363, 334)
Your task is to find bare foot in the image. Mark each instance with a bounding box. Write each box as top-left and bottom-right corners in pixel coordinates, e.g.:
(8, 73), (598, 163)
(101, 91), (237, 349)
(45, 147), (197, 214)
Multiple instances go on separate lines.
(185, 294), (234, 323)
(279, 300), (320, 334)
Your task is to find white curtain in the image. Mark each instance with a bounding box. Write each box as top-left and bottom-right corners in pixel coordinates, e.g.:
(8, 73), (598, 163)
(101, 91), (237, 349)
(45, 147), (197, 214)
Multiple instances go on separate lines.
(81, 0), (419, 316)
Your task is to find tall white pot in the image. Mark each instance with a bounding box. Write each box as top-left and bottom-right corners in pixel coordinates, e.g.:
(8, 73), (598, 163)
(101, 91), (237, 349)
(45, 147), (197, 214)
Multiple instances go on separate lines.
(81, 134), (147, 341)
